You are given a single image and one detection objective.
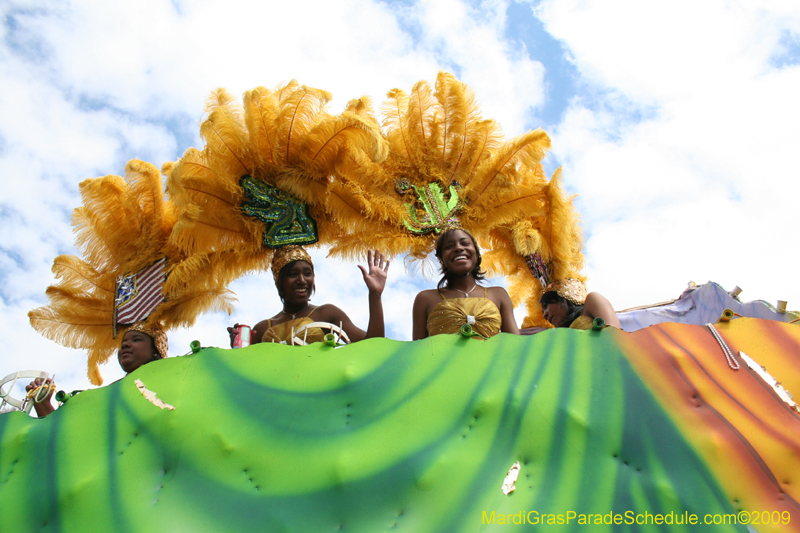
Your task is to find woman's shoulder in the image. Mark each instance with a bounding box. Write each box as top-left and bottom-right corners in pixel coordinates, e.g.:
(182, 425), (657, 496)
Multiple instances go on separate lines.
(584, 292), (610, 306)
(485, 285), (510, 296)
(253, 318), (273, 330)
(485, 285), (511, 302)
(311, 303), (346, 320)
(414, 288), (442, 304)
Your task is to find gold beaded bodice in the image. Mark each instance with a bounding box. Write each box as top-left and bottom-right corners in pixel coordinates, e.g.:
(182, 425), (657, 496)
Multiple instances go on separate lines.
(262, 308), (325, 344)
(426, 287), (502, 339)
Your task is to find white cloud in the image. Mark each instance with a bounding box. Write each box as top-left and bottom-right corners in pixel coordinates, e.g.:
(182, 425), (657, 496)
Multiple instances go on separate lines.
(410, 0), (547, 134)
(536, 0), (797, 100)
(533, 0), (800, 310)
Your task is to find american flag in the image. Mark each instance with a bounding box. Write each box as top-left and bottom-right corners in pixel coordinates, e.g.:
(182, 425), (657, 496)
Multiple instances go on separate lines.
(115, 258), (166, 325)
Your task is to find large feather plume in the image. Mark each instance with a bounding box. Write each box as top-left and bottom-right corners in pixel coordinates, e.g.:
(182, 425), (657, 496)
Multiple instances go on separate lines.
(244, 87), (279, 172)
(353, 72), (586, 322)
(273, 85), (332, 165)
(165, 80), (390, 298)
(462, 129), (550, 208)
(434, 72), (484, 181)
(382, 89), (412, 161)
(361, 73), (552, 275)
(29, 160), (234, 385)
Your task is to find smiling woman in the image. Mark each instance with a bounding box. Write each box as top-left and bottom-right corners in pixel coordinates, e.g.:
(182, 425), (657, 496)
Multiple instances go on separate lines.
(228, 246), (390, 345)
(412, 229), (519, 340)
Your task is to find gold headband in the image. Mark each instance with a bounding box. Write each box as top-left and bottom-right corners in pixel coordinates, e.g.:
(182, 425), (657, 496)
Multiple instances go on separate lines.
(271, 246), (313, 283)
(123, 322), (169, 359)
(543, 278), (587, 305)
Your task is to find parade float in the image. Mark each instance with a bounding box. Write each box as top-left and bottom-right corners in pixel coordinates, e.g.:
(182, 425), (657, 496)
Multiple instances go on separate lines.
(1, 73), (797, 532)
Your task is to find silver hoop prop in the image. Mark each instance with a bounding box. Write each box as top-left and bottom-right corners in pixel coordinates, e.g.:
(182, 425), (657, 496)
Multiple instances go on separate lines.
(291, 322), (350, 346)
(0, 371), (54, 414)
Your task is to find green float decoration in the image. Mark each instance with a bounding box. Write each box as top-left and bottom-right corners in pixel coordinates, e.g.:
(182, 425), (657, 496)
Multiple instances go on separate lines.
(4, 320), (798, 532)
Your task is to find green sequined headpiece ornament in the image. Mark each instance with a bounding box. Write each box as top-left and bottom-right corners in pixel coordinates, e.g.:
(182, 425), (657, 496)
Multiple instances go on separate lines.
(398, 181), (463, 235)
(239, 176), (319, 248)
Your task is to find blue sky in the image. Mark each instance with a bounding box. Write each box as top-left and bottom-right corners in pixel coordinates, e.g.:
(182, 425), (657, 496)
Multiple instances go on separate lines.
(2, 0), (799, 395)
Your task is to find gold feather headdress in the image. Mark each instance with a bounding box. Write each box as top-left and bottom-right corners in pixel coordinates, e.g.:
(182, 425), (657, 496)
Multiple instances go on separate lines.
(31, 74), (586, 364)
(163, 82), (390, 290)
(323, 72), (585, 326)
(163, 74), (586, 327)
(28, 160), (235, 385)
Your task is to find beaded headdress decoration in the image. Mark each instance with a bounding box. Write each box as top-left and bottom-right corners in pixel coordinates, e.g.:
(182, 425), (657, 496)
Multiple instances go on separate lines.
(271, 246), (313, 283)
(397, 181), (463, 235)
(240, 176), (319, 248)
(543, 278), (587, 305)
(124, 321), (169, 360)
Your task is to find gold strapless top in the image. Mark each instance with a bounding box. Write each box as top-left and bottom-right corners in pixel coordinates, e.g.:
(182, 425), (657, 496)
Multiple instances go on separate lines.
(262, 308), (325, 344)
(426, 288), (502, 339)
(569, 315), (594, 330)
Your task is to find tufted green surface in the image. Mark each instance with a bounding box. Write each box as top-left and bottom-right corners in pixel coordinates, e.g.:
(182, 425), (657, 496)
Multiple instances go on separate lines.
(0, 332), (744, 532)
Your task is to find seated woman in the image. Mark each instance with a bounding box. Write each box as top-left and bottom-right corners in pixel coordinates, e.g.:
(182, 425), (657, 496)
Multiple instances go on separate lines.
(412, 228), (519, 340)
(25, 322), (168, 418)
(230, 246), (389, 345)
(540, 279), (621, 329)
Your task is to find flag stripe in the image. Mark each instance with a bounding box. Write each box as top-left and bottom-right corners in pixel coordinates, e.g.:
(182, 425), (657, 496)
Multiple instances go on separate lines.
(117, 259), (166, 324)
(118, 289), (164, 323)
(118, 277), (163, 318)
(118, 291), (163, 323)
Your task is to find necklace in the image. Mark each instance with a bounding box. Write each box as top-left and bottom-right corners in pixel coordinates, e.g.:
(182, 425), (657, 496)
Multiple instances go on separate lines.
(456, 283), (478, 298)
(705, 323), (740, 370)
(281, 304), (310, 320)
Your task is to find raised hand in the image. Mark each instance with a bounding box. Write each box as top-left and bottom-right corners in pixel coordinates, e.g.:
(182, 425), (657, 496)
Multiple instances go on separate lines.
(358, 249), (390, 295)
(25, 378), (56, 417)
(25, 378), (54, 403)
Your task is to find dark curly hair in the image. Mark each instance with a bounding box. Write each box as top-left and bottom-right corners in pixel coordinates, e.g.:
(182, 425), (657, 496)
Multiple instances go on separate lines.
(434, 228), (486, 291)
(539, 291), (585, 328)
(276, 260), (316, 302)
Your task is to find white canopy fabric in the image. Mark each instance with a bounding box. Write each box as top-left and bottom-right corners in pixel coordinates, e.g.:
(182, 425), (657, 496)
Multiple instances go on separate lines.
(617, 281), (798, 332)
